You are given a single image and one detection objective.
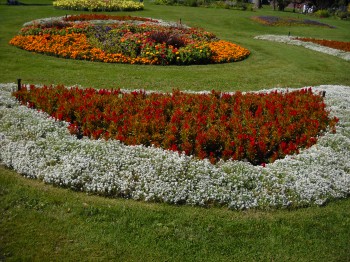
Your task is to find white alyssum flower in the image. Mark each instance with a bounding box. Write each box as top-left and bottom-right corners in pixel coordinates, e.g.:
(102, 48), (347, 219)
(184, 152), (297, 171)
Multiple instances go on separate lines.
(0, 83), (349, 210)
(254, 35), (350, 61)
(22, 16), (189, 29)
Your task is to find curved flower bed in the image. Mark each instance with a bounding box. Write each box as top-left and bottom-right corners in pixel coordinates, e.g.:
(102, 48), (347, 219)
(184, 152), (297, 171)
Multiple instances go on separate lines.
(254, 35), (350, 61)
(251, 16), (335, 28)
(1, 83), (349, 209)
(53, 0), (144, 11)
(9, 15), (250, 65)
(13, 85), (337, 165)
(296, 37), (350, 52)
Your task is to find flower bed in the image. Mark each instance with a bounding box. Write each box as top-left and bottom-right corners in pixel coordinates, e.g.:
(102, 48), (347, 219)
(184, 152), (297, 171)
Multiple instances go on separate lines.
(53, 0), (144, 11)
(1, 83), (349, 209)
(64, 14), (154, 22)
(296, 37), (350, 52)
(13, 85), (337, 165)
(251, 16), (335, 28)
(9, 15), (250, 65)
(254, 35), (350, 61)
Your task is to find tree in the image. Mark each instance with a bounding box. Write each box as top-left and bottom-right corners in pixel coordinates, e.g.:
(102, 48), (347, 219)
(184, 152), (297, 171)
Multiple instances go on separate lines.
(310, 0), (349, 9)
(254, 0), (262, 8)
(312, 0), (333, 9)
(276, 0), (292, 10)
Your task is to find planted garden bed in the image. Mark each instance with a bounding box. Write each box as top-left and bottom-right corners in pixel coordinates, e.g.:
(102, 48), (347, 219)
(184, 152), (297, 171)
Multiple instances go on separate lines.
(13, 84), (337, 165)
(254, 35), (350, 61)
(1, 83), (349, 209)
(251, 16), (335, 28)
(9, 15), (250, 65)
(296, 37), (350, 52)
(53, 0), (144, 11)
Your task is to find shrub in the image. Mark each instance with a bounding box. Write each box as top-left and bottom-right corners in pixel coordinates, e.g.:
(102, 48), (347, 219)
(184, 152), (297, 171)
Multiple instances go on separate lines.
(154, 0), (168, 4)
(148, 30), (187, 48)
(276, 0), (291, 11)
(335, 10), (349, 19)
(314, 9), (330, 18)
(53, 0), (144, 11)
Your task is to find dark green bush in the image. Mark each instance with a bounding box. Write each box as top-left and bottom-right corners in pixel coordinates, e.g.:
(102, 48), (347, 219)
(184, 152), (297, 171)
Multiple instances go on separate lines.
(314, 9), (330, 18)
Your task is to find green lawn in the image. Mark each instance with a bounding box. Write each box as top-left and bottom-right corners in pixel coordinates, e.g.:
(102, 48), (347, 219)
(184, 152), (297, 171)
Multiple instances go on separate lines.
(1, 165), (350, 261)
(0, 0), (349, 91)
(0, 1), (350, 261)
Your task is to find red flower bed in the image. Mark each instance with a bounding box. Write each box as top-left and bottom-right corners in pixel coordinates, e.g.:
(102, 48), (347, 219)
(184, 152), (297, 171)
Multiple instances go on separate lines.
(13, 85), (338, 165)
(63, 14), (157, 23)
(64, 14), (157, 22)
(296, 37), (350, 52)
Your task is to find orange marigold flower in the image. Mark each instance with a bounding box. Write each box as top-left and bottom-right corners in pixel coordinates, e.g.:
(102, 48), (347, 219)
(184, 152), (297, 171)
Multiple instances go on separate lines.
(209, 40), (250, 63)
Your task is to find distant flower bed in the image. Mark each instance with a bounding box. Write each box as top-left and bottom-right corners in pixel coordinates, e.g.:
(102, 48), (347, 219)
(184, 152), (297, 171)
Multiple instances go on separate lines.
(64, 14), (153, 22)
(9, 15), (250, 65)
(53, 0), (144, 11)
(296, 37), (350, 52)
(251, 16), (335, 28)
(154, 0), (253, 11)
(254, 35), (350, 61)
(13, 84), (338, 165)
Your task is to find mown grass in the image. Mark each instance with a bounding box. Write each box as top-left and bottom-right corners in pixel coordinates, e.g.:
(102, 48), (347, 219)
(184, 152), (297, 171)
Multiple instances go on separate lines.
(0, 0), (349, 91)
(0, 1), (350, 261)
(1, 165), (350, 261)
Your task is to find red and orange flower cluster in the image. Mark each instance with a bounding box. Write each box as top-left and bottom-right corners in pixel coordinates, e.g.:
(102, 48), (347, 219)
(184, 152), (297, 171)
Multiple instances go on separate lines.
(296, 37), (350, 52)
(64, 14), (157, 22)
(13, 85), (338, 165)
(9, 14), (250, 65)
(10, 33), (154, 64)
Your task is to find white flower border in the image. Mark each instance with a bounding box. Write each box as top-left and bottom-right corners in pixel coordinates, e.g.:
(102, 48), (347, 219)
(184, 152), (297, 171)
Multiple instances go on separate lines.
(254, 35), (350, 61)
(1, 83), (349, 209)
(22, 16), (189, 29)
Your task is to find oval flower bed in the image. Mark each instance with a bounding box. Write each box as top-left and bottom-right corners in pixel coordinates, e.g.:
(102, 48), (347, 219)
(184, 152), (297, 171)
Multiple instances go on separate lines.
(251, 16), (335, 28)
(9, 15), (250, 65)
(1, 83), (349, 210)
(13, 84), (338, 165)
(53, 0), (144, 11)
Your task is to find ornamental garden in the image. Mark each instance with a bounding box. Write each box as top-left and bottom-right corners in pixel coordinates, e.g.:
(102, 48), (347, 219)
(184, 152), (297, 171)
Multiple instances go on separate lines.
(13, 85), (338, 165)
(53, 0), (144, 11)
(9, 14), (250, 65)
(2, 10), (350, 210)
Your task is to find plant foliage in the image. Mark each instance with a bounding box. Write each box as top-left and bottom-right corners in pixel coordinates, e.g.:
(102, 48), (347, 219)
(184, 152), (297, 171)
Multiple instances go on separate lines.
(53, 0), (144, 11)
(9, 15), (250, 65)
(13, 85), (338, 165)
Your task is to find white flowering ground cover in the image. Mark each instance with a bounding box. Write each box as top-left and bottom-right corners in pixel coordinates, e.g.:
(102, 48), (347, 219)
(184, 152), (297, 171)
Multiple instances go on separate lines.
(22, 16), (189, 28)
(254, 35), (350, 61)
(0, 83), (349, 210)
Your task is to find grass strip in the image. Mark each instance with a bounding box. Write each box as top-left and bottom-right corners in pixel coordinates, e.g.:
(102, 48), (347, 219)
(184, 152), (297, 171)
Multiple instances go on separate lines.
(1, 164), (350, 261)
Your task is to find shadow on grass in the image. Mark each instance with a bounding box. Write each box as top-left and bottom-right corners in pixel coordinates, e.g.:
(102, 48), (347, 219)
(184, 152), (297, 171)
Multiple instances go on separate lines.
(2, 1), (51, 5)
